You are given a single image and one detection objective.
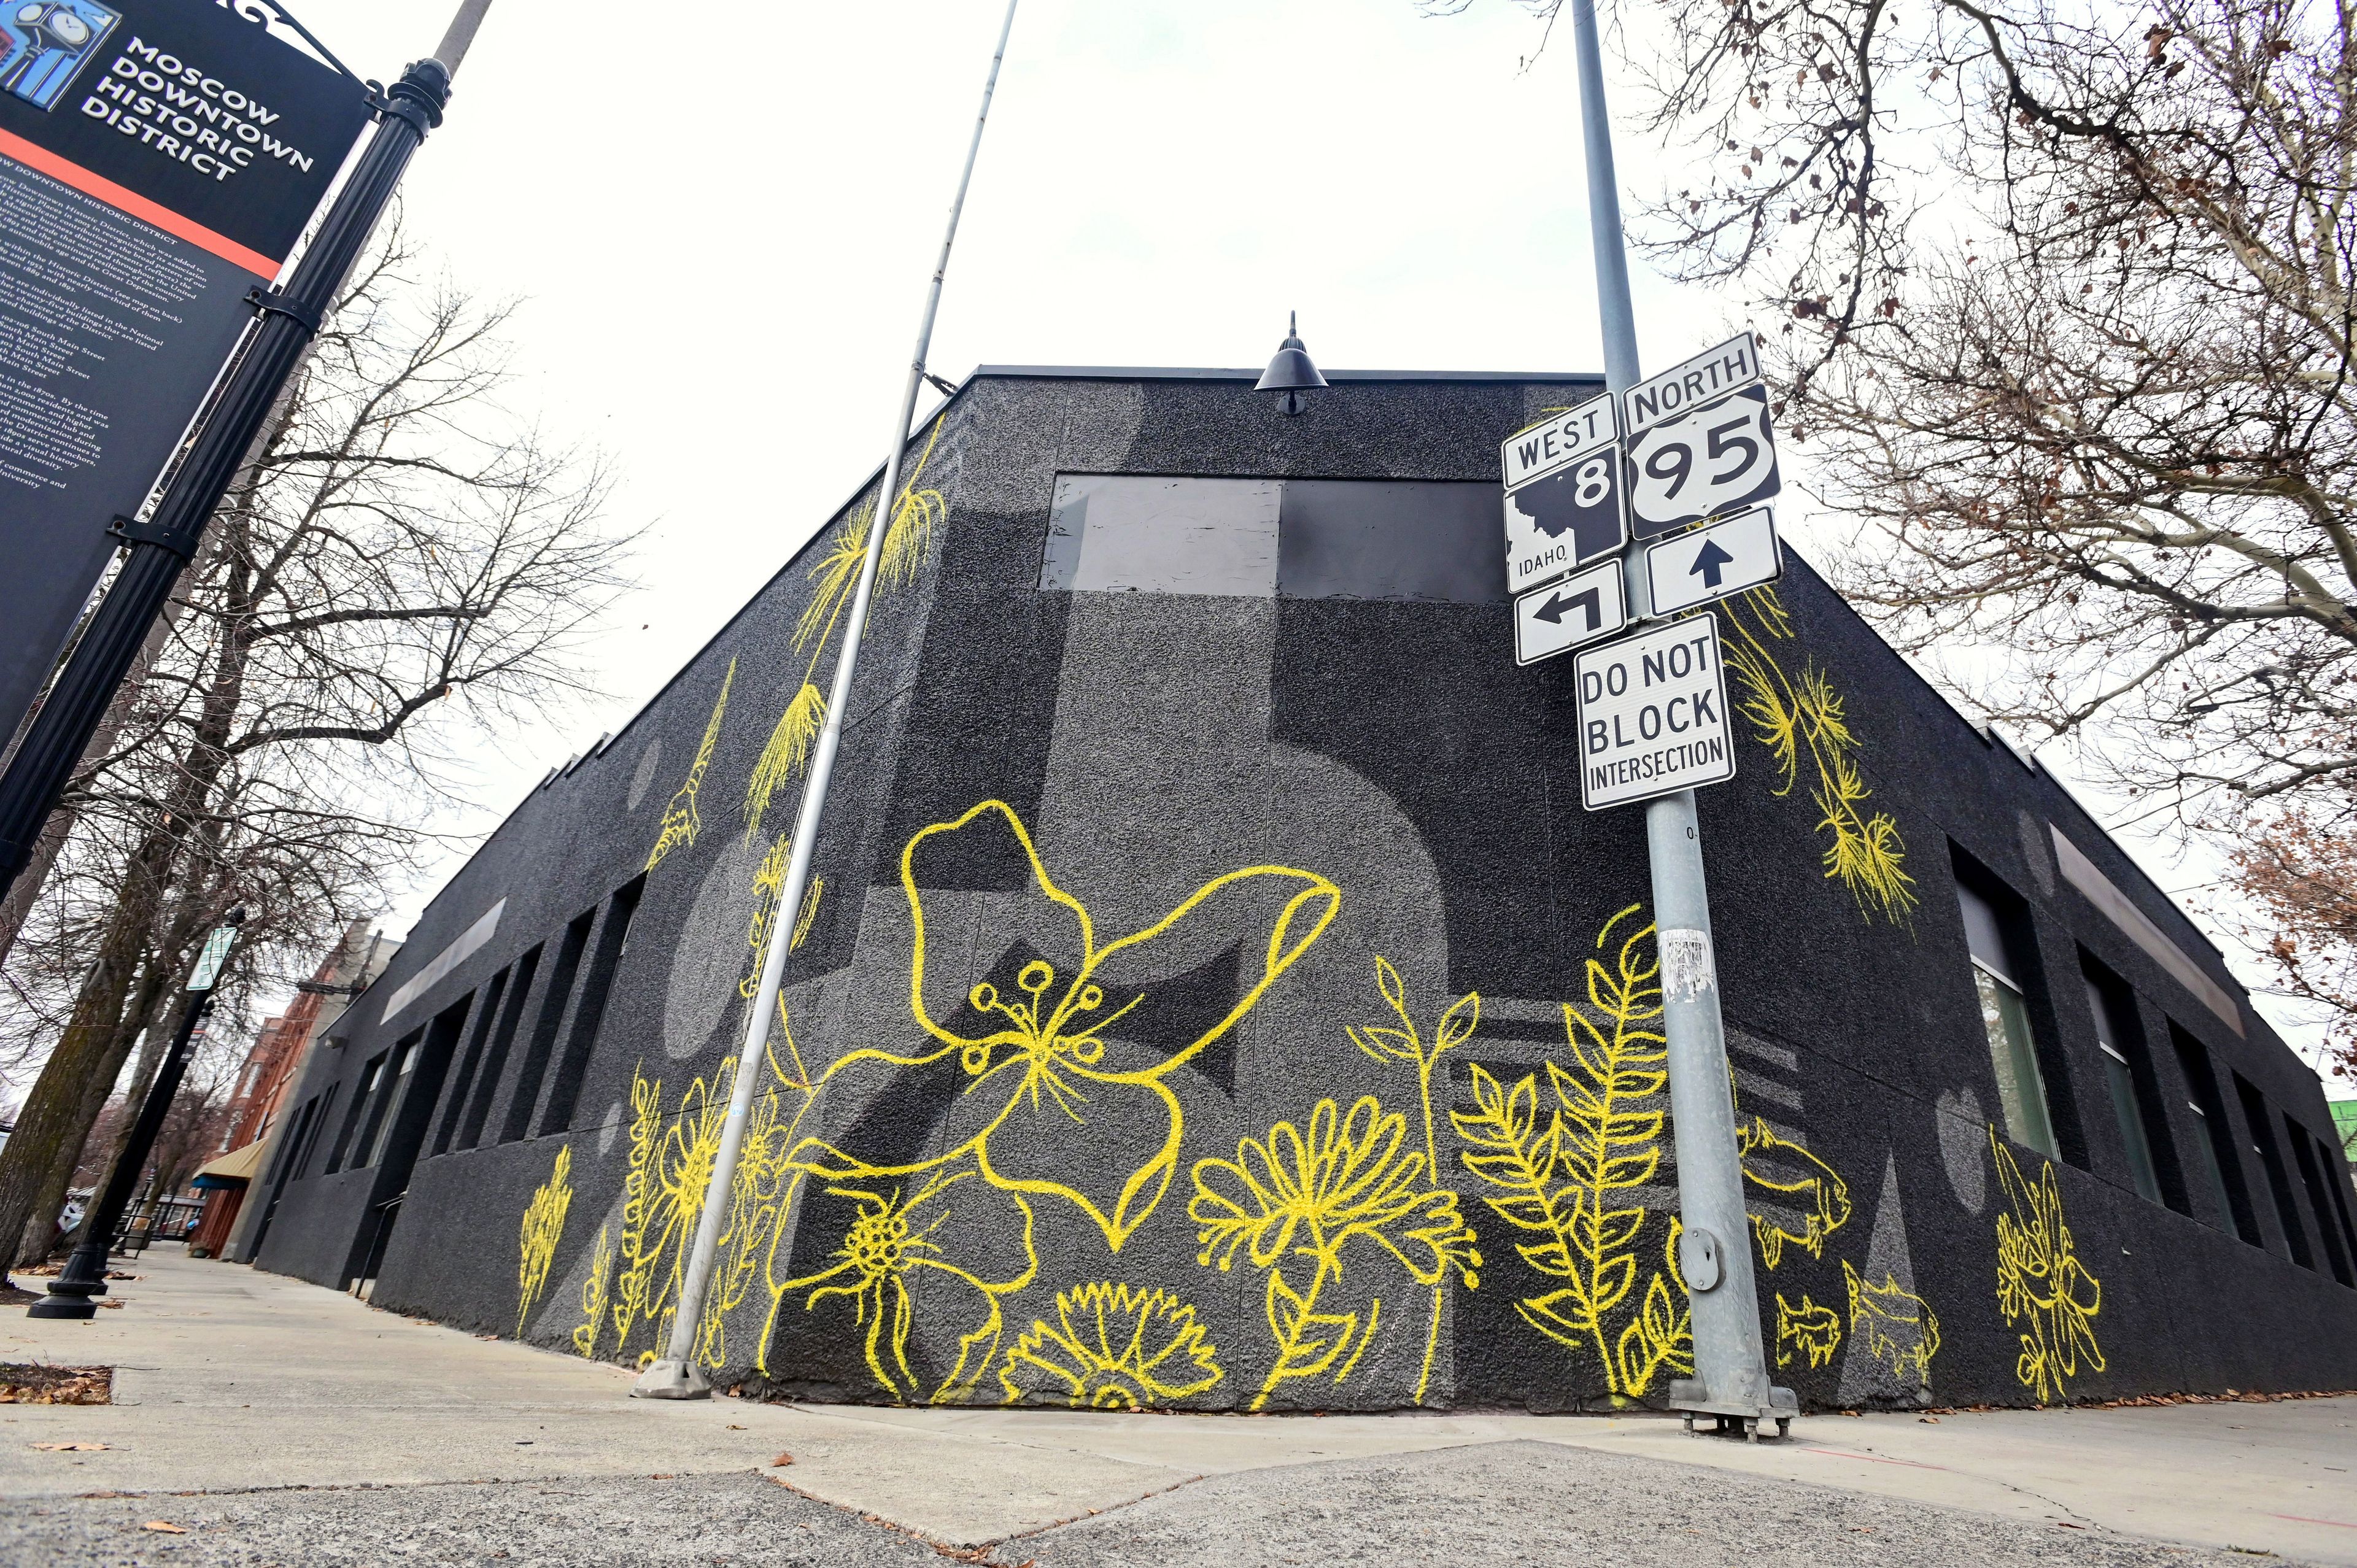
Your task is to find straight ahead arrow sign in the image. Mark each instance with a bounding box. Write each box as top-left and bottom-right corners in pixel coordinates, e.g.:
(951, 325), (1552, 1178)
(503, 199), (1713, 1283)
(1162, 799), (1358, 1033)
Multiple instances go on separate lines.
(1690, 539), (1735, 589)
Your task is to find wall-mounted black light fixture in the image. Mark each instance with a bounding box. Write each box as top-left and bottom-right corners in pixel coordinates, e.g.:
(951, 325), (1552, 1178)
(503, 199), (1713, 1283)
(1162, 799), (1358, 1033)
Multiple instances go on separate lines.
(1255, 311), (1328, 415)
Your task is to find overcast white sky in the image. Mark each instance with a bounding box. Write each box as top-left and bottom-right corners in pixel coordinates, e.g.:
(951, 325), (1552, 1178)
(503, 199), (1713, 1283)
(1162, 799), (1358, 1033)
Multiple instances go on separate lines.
(269, 0), (2328, 1071)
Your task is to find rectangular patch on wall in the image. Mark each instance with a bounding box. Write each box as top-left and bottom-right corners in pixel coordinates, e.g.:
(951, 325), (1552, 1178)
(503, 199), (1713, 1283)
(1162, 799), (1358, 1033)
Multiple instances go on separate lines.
(1040, 475), (1280, 595)
(1277, 481), (1507, 604)
(2048, 827), (2242, 1035)
(381, 899), (506, 1027)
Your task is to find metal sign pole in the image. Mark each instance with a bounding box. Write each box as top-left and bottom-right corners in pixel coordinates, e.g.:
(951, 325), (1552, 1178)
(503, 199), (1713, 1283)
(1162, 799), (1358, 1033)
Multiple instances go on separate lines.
(632, 0), (1022, 1400)
(1565, 0), (1787, 1436)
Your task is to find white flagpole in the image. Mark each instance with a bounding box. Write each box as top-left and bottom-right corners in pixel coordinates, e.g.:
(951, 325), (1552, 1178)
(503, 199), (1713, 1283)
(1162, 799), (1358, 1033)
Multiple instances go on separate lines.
(633, 0), (1022, 1399)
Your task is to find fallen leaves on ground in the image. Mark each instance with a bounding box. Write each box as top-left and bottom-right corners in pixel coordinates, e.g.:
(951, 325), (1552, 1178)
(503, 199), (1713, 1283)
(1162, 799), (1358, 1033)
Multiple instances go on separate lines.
(141, 1521), (186, 1534)
(32, 1441), (109, 1451)
(772, 1453), (794, 1467)
(0, 1364), (114, 1405)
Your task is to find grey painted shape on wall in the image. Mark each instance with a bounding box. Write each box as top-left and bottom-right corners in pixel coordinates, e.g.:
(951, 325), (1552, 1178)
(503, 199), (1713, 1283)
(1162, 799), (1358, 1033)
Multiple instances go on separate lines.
(1277, 481), (1507, 604)
(1040, 476), (1281, 595)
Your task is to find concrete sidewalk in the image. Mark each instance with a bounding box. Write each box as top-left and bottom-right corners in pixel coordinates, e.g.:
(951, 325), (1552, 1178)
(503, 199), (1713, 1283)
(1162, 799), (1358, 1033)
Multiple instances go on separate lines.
(2, 1251), (2351, 1565)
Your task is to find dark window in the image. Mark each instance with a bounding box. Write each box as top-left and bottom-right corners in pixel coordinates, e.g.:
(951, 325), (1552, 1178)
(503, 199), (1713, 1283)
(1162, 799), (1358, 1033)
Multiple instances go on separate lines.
(459, 944), (541, 1151)
(2169, 1025), (2258, 1243)
(538, 876), (645, 1136)
(1955, 867), (2061, 1159)
(2313, 1124), (2357, 1270)
(2286, 1120), (2353, 1286)
(295, 1084), (339, 1179)
(501, 908), (595, 1145)
(2234, 1075), (2314, 1269)
(265, 1096), (319, 1186)
(433, 965), (511, 1156)
(2081, 960), (2174, 1208)
(323, 1056), (385, 1175)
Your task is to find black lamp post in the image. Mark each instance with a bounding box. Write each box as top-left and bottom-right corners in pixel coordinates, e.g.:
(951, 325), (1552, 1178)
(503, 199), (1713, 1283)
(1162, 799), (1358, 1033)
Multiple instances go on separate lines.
(31, 907), (246, 1319)
(1255, 311), (1328, 415)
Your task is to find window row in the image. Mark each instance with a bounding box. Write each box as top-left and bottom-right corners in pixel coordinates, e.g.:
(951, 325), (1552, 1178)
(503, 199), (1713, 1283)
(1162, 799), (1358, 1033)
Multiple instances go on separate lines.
(273, 874), (646, 1189)
(1957, 855), (2357, 1286)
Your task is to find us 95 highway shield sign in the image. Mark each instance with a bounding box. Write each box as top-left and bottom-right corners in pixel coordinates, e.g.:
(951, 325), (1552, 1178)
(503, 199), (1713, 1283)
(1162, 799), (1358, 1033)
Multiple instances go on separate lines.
(1573, 613), (1736, 809)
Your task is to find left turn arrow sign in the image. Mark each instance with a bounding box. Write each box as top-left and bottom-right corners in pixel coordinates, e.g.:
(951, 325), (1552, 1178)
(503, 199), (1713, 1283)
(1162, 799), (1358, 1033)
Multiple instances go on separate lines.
(1515, 558), (1627, 667)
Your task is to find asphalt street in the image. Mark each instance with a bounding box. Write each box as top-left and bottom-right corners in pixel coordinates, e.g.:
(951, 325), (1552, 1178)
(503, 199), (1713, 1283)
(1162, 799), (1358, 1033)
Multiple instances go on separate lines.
(0, 1439), (2315, 1567)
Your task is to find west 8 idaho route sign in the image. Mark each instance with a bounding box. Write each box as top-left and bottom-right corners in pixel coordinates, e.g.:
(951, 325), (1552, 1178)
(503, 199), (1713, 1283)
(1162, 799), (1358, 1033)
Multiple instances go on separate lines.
(1574, 612), (1736, 810)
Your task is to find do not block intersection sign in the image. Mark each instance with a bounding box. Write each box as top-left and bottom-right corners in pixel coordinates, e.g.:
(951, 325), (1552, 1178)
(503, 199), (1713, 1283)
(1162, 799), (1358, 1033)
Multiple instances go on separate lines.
(1573, 613), (1736, 810)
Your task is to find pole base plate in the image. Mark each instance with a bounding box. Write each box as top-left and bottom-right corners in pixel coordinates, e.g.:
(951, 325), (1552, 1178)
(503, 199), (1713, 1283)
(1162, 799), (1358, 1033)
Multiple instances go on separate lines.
(629, 1358), (711, 1400)
(1668, 1377), (1799, 1422)
(26, 1294), (98, 1320)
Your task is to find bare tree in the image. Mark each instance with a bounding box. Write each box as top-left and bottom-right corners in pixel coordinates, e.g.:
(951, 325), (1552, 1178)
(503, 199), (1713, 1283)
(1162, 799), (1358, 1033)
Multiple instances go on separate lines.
(1432, 0), (2357, 1055)
(0, 228), (633, 1272)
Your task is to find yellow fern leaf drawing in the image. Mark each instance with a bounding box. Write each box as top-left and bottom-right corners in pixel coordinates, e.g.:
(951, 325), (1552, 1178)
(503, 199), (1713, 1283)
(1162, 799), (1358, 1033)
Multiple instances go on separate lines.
(745, 683), (825, 838)
(517, 1144), (572, 1337)
(1453, 905), (1689, 1399)
(1719, 586), (1916, 923)
(574, 1225), (613, 1359)
(647, 658), (735, 873)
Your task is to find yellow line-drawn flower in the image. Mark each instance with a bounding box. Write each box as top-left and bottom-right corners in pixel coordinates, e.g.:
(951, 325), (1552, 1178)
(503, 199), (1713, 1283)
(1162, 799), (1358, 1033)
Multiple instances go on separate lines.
(1775, 1292), (1843, 1369)
(774, 1165), (1035, 1404)
(873, 799), (1340, 1252)
(613, 1064), (726, 1362)
(1991, 1127), (2104, 1402)
(648, 658), (735, 873)
(1192, 1095), (1478, 1411)
(1347, 957), (1481, 1402)
(1844, 1259), (1940, 1383)
(517, 1143), (572, 1337)
(996, 1281), (1225, 1409)
(1719, 587), (1916, 923)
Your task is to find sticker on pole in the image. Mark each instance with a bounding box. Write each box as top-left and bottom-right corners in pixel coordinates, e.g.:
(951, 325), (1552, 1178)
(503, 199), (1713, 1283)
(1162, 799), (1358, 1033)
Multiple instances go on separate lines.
(1574, 612), (1736, 810)
(1514, 558), (1626, 666)
(1643, 506), (1782, 616)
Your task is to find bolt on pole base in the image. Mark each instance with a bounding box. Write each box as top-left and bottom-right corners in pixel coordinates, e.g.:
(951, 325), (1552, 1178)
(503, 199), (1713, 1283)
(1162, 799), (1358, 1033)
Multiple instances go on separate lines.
(1668, 1376), (1800, 1439)
(629, 1358), (711, 1400)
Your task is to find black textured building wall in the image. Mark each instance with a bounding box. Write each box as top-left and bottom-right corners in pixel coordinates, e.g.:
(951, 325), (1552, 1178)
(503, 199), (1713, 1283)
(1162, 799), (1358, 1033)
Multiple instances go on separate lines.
(250, 368), (2357, 1415)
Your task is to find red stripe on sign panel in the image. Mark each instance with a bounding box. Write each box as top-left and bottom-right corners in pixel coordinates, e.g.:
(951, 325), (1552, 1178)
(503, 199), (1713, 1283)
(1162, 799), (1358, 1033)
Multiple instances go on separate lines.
(0, 127), (280, 280)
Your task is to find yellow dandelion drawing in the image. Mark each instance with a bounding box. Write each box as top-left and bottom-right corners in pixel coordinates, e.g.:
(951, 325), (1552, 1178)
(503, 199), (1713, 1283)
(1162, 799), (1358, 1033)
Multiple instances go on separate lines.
(996, 1281), (1225, 1408)
(745, 683), (825, 838)
(1991, 1127), (2104, 1402)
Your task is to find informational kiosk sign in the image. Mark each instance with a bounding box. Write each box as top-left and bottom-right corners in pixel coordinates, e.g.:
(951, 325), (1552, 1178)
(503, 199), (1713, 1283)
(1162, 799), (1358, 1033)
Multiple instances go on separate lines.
(0, 0), (369, 745)
(1574, 612), (1736, 810)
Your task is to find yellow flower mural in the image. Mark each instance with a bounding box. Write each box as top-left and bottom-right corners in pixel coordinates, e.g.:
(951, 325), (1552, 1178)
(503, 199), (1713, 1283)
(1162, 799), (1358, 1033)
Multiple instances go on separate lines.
(773, 1166), (1035, 1404)
(1991, 1127), (2105, 1402)
(859, 799), (1341, 1253)
(1453, 905), (1690, 1400)
(1192, 1095), (1479, 1412)
(997, 1281), (1225, 1409)
(517, 1143), (572, 1336)
(1719, 587), (1916, 924)
(574, 1224), (613, 1359)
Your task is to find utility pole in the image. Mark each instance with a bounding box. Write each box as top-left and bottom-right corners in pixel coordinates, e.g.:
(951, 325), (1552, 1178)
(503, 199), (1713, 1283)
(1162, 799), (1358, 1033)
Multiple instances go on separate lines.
(0, 0), (495, 903)
(633, 0), (1023, 1400)
(1565, 0), (1792, 1439)
(30, 910), (244, 1318)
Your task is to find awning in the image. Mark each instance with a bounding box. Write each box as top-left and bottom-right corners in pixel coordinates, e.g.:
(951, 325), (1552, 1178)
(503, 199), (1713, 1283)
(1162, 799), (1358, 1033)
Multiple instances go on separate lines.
(192, 1139), (266, 1188)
